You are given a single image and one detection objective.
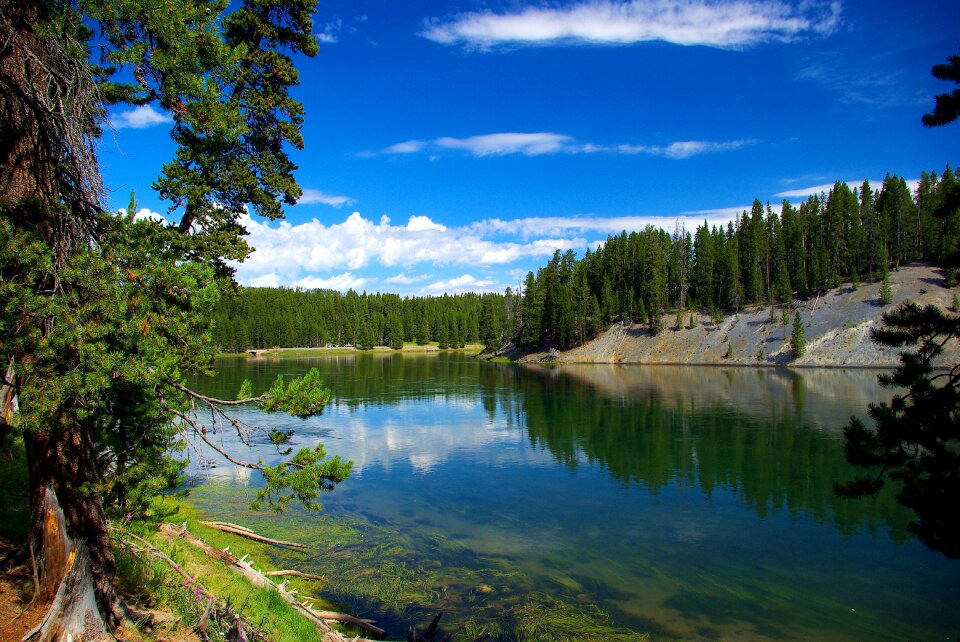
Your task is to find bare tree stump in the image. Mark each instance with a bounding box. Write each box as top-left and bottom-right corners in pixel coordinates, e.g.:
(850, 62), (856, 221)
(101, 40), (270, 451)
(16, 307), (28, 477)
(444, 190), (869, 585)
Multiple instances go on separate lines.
(23, 487), (109, 641)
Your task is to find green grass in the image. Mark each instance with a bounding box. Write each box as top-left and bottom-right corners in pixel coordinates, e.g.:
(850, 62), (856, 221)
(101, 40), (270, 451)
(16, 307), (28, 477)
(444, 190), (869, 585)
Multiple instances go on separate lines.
(116, 498), (350, 641)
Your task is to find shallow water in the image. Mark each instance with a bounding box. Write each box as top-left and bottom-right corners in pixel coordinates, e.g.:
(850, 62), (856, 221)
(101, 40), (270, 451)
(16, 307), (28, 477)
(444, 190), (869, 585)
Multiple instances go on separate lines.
(186, 354), (959, 640)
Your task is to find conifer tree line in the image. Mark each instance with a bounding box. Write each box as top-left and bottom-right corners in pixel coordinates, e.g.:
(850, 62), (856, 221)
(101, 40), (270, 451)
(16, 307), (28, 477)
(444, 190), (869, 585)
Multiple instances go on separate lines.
(212, 288), (505, 351)
(215, 167), (959, 354)
(511, 167), (960, 351)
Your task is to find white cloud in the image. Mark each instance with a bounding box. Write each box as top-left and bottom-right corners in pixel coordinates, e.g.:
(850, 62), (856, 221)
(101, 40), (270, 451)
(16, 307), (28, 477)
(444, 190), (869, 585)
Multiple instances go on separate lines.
(316, 19), (343, 43)
(422, 0), (841, 49)
(232, 210), (585, 289)
(385, 140), (426, 154)
(117, 207), (167, 224)
(472, 213), (742, 239)
(680, 206), (754, 224)
(384, 272), (432, 285)
(375, 132), (753, 159)
(618, 139), (755, 159)
(422, 274), (496, 294)
(296, 272), (372, 291)
(435, 132), (573, 156)
(298, 189), (355, 208)
(132, 208), (167, 224)
(110, 104), (172, 130)
(773, 179), (920, 200)
(406, 215), (447, 232)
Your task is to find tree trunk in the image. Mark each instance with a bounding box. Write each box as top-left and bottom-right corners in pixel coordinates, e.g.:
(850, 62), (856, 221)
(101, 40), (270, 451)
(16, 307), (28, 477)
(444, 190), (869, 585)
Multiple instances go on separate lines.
(24, 420), (120, 629)
(22, 487), (109, 641)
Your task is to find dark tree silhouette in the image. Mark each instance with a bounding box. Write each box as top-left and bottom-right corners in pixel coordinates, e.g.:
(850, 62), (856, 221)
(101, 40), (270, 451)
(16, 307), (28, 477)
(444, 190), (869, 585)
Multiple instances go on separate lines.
(836, 303), (960, 558)
(922, 52), (960, 127)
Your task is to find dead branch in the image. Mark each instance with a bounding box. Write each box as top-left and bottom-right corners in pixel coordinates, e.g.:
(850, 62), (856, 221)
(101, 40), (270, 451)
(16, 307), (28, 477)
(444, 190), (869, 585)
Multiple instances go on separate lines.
(161, 523), (389, 640)
(198, 521), (308, 549)
(264, 569), (326, 581)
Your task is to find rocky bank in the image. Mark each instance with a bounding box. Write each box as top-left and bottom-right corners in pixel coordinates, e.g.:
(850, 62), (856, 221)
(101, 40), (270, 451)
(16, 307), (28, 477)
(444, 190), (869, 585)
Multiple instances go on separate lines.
(523, 263), (959, 368)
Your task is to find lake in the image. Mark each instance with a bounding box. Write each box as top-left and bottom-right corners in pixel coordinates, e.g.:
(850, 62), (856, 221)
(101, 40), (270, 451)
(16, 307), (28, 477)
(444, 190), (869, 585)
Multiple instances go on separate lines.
(186, 353), (959, 641)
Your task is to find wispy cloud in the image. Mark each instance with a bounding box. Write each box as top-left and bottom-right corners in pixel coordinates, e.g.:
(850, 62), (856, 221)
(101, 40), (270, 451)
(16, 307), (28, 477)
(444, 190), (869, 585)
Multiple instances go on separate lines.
(795, 45), (929, 109)
(298, 189), (355, 208)
(774, 179), (920, 199)
(473, 213), (740, 240)
(435, 133), (574, 156)
(617, 139), (755, 159)
(384, 272), (433, 285)
(110, 104), (171, 130)
(316, 18), (343, 43)
(422, 0), (842, 50)
(373, 132), (754, 159)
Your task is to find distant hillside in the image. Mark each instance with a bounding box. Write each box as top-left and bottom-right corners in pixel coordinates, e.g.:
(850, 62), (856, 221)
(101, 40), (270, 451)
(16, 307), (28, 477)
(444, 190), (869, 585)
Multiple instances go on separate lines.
(523, 263), (959, 368)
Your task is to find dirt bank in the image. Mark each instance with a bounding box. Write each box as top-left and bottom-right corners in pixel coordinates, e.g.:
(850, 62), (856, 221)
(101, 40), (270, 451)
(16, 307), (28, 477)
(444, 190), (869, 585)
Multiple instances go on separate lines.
(526, 263), (959, 368)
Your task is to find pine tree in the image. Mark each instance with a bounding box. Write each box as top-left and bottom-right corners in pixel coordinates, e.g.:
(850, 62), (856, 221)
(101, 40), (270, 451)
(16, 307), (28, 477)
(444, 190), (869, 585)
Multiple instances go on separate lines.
(837, 303), (960, 558)
(790, 312), (806, 357)
(879, 246), (893, 305)
(0, 0), (351, 632)
(922, 52), (960, 127)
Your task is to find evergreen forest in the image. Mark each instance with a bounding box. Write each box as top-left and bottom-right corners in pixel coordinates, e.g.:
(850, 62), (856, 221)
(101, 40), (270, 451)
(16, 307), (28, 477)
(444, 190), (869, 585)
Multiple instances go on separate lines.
(214, 168), (960, 354)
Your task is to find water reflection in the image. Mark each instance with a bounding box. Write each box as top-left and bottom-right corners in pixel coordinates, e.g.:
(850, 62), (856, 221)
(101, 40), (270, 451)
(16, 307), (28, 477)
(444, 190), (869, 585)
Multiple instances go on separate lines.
(187, 355), (958, 640)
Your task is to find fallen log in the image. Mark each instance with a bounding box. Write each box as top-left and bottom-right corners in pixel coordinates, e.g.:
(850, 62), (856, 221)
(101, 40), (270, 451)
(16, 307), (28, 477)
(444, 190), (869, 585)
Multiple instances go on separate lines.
(162, 523), (387, 640)
(264, 569), (326, 581)
(199, 521), (308, 549)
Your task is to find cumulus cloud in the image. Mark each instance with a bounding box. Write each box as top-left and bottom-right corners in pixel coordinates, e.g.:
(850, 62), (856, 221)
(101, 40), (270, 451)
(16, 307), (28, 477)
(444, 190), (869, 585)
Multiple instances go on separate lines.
(421, 0), (841, 50)
(373, 132), (753, 159)
(295, 272), (372, 291)
(110, 104), (172, 130)
(298, 189), (355, 208)
(232, 211), (585, 289)
(406, 215), (447, 232)
(116, 207), (168, 224)
(422, 274), (497, 294)
(231, 207), (777, 293)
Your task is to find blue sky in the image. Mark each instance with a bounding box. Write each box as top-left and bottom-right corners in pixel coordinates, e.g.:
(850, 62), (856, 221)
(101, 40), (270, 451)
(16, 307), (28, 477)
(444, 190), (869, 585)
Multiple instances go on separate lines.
(101, 0), (960, 295)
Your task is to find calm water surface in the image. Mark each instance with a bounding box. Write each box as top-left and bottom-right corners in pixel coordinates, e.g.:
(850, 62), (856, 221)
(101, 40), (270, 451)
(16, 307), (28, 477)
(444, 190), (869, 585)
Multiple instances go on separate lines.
(187, 353), (959, 640)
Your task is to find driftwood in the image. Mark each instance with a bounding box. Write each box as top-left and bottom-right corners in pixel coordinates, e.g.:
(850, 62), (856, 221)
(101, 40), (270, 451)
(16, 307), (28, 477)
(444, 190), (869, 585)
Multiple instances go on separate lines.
(161, 523), (388, 640)
(198, 521), (308, 549)
(264, 569), (326, 581)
